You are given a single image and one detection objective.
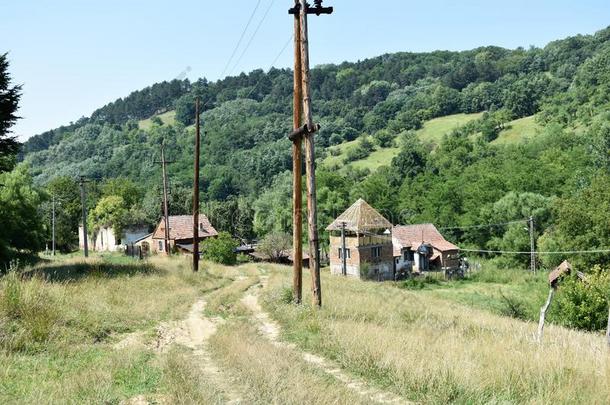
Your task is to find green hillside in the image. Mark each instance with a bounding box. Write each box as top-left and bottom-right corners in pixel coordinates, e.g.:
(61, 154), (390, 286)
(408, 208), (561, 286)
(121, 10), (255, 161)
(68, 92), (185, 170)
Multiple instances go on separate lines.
(138, 110), (176, 130)
(3, 26), (609, 271)
(493, 115), (541, 144)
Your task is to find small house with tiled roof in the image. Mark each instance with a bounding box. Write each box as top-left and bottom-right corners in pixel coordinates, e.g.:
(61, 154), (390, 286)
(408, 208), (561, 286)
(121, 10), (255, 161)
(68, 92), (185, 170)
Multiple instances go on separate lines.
(326, 199), (394, 280)
(392, 223), (460, 273)
(152, 214), (218, 254)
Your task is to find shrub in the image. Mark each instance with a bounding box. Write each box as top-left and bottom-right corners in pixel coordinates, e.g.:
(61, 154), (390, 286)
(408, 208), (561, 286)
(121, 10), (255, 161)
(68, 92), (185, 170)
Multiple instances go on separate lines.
(202, 232), (238, 266)
(498, 289), (527, 320)
(400, 276), (441, 290)
(359, 262), (371, 279)
(553, 266), (610, 331)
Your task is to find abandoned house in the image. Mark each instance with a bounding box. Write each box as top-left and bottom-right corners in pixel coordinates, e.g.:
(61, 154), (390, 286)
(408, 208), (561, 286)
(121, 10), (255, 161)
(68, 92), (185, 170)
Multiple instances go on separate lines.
(326, 198), (394, 280)
(78, 224), (149, 252)
(151, 214), (218, 254)
(392, 223), (460, 273)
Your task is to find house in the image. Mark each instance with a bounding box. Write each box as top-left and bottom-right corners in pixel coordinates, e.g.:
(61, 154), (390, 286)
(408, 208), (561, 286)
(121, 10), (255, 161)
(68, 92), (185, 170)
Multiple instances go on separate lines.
(151, 214), (218, 254)
(326, 199), (394, 280)
(78, 224), (150, 252)
(392, 223), (460, 274)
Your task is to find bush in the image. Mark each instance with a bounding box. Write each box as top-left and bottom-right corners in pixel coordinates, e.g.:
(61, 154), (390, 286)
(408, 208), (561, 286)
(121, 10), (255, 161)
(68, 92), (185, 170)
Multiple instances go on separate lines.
(202, 232), (238, 266)
(553, 266), (610, 331)
(400, 276), (441, 290)
(359, 262), (370, 279)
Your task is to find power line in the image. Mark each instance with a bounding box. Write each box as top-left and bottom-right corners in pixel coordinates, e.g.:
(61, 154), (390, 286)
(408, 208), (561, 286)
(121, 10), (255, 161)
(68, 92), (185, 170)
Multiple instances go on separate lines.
(244, 35), (293, 99)
(439, 220), (528, 231)
(460, 248), (610, 255)
(228, 0), (276, 76)
(219, 0), (263, 79)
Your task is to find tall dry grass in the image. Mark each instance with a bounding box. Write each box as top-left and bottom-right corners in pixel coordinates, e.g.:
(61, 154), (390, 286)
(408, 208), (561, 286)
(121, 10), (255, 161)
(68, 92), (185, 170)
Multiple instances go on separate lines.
(263, 266), (610, 403)
(0, 255), (228, 403)
(209, 320), (368, 405)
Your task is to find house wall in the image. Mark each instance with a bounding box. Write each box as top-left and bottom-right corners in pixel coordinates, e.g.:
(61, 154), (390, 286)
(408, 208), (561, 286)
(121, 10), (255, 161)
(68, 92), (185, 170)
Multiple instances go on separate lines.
(79, 225), (149, 253)
(395, 247), (414, 272)
(329, 235), (394, 280)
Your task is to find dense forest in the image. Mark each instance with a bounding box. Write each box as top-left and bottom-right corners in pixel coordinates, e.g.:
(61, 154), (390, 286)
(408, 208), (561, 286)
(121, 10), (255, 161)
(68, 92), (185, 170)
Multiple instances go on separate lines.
(4, 26), (610, 270)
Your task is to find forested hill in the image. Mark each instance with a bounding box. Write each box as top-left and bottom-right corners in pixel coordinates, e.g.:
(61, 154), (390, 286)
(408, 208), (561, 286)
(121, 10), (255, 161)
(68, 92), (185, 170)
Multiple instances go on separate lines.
(23, 26), (610, 269)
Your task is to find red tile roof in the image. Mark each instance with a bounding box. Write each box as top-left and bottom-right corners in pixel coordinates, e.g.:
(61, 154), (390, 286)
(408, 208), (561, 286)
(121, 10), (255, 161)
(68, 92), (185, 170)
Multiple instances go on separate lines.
(152, 215), (218, 241)
(392, 224), (459, 253)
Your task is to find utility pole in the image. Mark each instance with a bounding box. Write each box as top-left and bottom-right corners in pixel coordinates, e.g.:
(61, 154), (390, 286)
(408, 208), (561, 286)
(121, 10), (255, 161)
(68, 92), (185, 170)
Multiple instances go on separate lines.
(291, 2), (304, 304)
(79, 176), (90, 258)
(529, 216), (536, 274)
(156, 146), (173, 256)
(52, 194), (56, 256)
(288, 0), (333, 307)
(340, 221), (347, 276)
(193, 97), (201, 272)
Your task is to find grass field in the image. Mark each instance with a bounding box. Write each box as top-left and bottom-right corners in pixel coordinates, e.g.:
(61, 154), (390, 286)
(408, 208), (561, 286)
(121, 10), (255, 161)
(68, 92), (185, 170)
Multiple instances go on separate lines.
(417, 112), (484, 145)
(322, 113), (484, 171)
(493, 115), (541, 145)
(138, 110), (176, 130)
(2, 255), (608, 403)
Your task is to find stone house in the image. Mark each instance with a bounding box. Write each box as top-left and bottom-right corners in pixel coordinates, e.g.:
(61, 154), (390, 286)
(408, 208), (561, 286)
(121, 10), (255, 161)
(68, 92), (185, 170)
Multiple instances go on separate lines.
(151, 214), (218, 254)
(392, 223), (460, 273)
(326, 199), (394, 280)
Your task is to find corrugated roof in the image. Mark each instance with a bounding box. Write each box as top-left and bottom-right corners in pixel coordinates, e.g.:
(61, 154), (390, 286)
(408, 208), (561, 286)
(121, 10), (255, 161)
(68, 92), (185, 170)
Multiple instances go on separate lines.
(326, 199), (392, 232)
(152, 215), (218, 241)
(392, 223), (459, 252)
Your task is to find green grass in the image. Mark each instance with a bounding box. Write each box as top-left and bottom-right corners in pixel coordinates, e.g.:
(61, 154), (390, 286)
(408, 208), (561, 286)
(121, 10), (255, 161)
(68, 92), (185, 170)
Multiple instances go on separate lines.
(322, 113), (484, 171)
(416, 112), (483, 145)
(138, 110), (176, 130)
(493, 115), (541, 145)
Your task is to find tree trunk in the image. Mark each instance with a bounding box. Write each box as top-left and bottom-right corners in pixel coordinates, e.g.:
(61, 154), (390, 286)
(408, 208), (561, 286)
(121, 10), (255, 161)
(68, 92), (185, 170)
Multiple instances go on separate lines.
(537, 288), (554, 343)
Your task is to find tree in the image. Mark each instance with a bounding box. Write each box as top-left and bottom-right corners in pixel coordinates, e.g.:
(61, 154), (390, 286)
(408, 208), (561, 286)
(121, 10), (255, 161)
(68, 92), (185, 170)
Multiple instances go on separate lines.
(88, 196), (129, 238)
(42, 176), (81, 252)
(0, 53), (21, 173)
(0, 165), (45, 264)
(258, 232), (291, 262)
(202, 232), (238, 265)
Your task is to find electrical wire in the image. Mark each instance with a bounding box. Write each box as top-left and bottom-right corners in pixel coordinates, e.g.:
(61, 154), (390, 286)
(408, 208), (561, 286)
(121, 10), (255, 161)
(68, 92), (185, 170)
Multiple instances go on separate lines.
(228, 0), (276, 76)
(438, 220), (528, 231)
(219, 0), (263, 79)
(460, 248), (610, 255)
(244, 34), (293, 99)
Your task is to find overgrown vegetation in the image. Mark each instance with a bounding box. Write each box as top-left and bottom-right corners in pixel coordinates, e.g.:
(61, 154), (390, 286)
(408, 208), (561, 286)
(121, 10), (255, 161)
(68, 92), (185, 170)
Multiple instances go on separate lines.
(262, 267), (610, 403)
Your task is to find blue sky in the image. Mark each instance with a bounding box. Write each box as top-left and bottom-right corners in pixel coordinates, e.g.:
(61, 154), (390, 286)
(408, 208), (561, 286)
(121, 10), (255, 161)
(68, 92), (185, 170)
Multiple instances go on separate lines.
(2, 0), (609, 140)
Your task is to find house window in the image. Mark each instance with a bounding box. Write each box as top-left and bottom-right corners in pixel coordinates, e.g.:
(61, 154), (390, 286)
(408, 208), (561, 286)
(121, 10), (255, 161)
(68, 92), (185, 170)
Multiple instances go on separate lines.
(199, 223), (204, 232)
(338, 248), (351, 259)
(372, 246), (382, 258)
(158, 241), (163, 251)
(403, 250), (414, 261)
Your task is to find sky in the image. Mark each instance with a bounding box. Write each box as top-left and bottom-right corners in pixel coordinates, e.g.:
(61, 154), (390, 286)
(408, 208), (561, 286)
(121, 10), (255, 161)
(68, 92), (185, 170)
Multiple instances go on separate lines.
(2, 0), (609, 141)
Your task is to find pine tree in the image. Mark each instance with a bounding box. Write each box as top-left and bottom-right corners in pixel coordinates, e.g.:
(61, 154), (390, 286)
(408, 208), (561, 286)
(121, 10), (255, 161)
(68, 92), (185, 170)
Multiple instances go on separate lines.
(0, 53), (21, 173)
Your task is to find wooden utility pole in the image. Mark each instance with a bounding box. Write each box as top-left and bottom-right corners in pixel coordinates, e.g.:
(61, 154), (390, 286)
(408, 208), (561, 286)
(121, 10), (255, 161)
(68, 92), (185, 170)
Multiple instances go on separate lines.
(79, 176), (90, 258)
(156, 146), (173, 256)
(193, 98), (201, 272)
(537, 287), (554, 343)
(291, 3), (304, 304)
(529, 216), (536, 274)
(287, 0), (333, 307)
(340, 221), (347, 276)
(52, 194), (56, 256)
